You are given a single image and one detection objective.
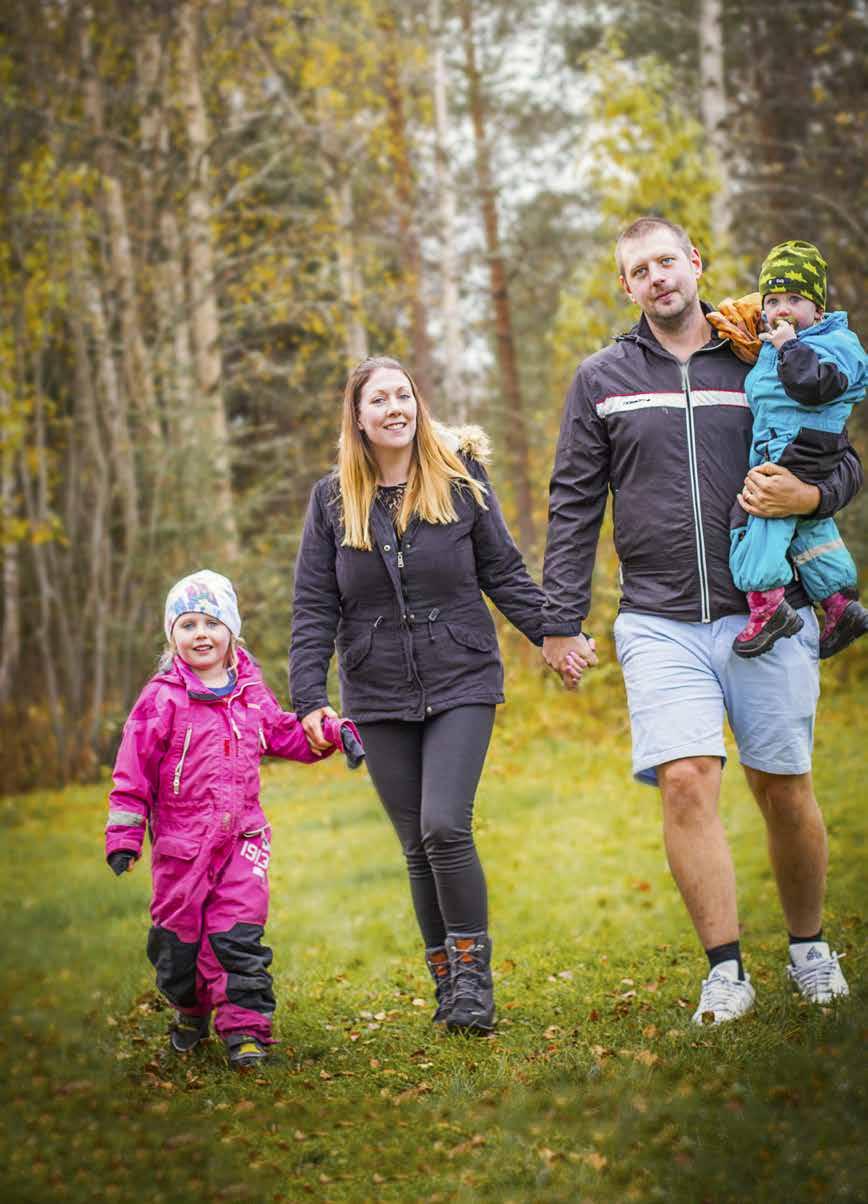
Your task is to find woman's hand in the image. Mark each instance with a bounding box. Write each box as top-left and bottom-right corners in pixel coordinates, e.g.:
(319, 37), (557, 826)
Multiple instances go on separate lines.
(301, 705), (338, 754)
(738, 462), (820, 518)
(542, 634), (598, 691)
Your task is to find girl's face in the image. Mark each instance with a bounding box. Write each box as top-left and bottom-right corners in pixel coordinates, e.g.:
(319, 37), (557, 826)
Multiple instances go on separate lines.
(172, 612), (231, 676)
(357, 368), (417, 454)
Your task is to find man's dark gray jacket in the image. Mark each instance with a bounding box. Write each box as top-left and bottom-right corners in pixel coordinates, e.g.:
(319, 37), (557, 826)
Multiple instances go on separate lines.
(542, 310), (863, 634)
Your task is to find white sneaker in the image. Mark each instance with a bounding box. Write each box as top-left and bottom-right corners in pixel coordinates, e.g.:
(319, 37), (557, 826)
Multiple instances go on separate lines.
(788, 949), (849, 1003)
(691, 962), (756, 1025)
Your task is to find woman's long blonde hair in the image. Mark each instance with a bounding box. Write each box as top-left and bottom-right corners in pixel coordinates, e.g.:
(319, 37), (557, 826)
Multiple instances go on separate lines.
(337, 356), (487, 550)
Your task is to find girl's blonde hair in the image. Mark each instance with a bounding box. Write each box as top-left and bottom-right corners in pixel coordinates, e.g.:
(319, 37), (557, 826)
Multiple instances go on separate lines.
(337, 356), (487, 550)
(159, 632), (242, 673)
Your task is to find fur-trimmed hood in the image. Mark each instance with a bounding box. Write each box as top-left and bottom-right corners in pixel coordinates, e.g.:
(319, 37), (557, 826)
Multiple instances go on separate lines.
(433, 421), (492, 466)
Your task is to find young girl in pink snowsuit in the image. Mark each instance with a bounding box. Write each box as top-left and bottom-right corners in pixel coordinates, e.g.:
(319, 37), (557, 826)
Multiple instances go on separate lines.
(105, 570), (360, 1070)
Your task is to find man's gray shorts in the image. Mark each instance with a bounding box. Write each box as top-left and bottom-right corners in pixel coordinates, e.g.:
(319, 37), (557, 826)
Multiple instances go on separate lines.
(613, 608), (820, 787)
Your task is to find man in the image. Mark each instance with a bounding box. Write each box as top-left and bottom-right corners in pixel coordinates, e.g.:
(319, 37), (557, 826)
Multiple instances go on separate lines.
(542, 217), (861, 1023)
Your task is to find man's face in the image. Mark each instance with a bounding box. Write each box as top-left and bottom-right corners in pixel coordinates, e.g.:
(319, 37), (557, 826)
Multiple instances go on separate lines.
(619, 232), (702, 324)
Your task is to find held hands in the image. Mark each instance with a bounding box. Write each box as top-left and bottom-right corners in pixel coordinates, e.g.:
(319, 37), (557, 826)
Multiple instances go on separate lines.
(738, 462), (820, 518)
(542, 633), (598, 691)
(301, 705), (339, 754)
(302, 707), (366, 767)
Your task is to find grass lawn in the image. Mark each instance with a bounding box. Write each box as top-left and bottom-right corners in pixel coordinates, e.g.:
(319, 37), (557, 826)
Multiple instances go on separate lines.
(1, 670), (865, 1203)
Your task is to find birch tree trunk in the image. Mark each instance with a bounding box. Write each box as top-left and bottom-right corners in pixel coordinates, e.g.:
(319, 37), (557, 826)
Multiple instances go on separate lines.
(333, 175), (368, 365)
(20, 384), (67, 776)
(71, 205), (139, 612)
(80, 23), (161, 443)
(176, 3), (238, 560)
(379, 7), (435, 400)
(458, 0), (535, 552)
(136, 25), (163, 258)
(69, 299), (111, 748)
(0, 387), (20, 704)
(315, 88), (368, 367)
(699, 0), (730, 244)
(430, 0), (465, 420)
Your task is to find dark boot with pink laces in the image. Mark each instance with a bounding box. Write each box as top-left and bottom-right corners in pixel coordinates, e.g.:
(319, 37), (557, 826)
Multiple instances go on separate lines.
(733, 587), (803, 658)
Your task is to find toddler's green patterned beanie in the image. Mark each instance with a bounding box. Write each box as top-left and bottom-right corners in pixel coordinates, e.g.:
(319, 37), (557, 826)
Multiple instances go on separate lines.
(758, 240), (827, 309)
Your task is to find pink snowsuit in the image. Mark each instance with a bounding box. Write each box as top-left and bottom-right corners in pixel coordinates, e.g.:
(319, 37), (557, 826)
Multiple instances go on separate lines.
(106, 648), (333, 1044)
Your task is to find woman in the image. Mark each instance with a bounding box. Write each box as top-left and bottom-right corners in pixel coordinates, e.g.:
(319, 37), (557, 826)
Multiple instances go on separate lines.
(290, 356), (545, 1033)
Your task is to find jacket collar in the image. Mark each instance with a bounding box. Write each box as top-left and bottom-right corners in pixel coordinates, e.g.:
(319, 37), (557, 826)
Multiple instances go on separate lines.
(618, 301), (728, 358)
(161, 646), (261, 698)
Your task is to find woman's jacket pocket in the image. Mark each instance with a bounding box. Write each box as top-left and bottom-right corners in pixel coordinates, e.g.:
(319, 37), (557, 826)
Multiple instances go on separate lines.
(340, 628), (374, 671)
(444, 622), (497, 653)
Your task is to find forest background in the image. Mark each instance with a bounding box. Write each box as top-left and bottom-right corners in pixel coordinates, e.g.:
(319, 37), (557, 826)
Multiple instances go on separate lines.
(1, 0), (866, 790)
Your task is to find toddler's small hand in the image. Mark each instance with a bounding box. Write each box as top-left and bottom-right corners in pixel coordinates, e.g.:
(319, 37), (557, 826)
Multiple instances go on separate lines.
(108, 851), (136, 876)
(758, 319), (796, 349)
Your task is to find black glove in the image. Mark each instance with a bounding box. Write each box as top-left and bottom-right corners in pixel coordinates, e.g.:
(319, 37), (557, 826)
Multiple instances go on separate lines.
(339, 725), (365, 770)
(108, 850), (136, 876)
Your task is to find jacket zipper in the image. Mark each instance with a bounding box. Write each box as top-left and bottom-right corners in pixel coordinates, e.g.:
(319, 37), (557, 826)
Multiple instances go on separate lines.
(173, 725), (193, 795)
(679, 360), (711, 623)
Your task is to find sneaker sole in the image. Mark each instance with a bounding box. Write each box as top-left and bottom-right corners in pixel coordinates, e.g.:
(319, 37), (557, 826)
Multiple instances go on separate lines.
(170, 1035), (206, 1053)
(446, 1014), (497, 1036)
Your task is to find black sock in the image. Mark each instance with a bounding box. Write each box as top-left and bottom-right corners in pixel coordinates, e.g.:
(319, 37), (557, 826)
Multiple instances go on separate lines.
(706, 940), (744, 981)
(788, 929), (823, 944)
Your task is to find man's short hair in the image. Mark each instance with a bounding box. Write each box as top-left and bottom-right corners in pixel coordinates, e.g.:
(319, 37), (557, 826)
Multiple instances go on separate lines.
(616, 217), (694, 276)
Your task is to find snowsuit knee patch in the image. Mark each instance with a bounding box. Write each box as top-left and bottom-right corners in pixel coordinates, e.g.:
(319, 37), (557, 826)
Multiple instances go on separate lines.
(208, 923), (276, 1015)
(147, 926), (199, 1008)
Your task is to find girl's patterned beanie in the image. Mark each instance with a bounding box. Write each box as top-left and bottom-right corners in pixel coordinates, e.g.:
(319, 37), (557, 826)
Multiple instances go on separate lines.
(758, 240), (827, 310)
(164, 570), (242, 641)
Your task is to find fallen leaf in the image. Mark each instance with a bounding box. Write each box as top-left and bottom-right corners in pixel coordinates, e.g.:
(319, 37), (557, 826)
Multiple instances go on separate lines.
(411, 998), (427, 1008)
(634, 1049), (659, 1067)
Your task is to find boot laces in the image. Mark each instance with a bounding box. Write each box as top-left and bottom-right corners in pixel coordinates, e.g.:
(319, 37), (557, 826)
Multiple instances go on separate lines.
(452, 944), (488, 1006)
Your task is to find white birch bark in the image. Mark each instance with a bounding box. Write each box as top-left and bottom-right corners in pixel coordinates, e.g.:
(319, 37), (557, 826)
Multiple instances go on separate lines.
(699, 0), (730, 243)
(0, 387), (20, 703)
(176, 3), (238, 559)
(430, 0), (465, 419)
(81, 25), (161, 442)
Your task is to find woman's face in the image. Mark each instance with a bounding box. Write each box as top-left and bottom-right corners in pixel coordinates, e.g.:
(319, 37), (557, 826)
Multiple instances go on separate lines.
(357, 368), (417, 454)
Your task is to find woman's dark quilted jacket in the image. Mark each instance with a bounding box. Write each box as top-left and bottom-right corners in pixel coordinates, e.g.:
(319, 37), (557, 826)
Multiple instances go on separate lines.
(290, 429), (545, 723)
